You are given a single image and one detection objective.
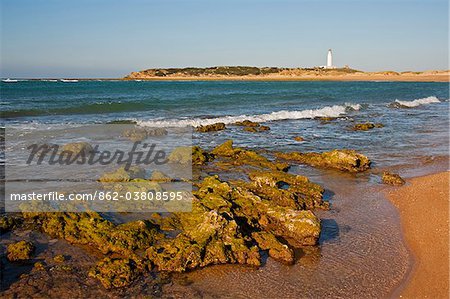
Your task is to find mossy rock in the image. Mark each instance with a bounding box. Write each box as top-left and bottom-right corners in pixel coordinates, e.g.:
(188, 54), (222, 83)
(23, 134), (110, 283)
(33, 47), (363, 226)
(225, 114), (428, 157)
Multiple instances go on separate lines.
(24, 212), (161, 259)
(351, 122), (384, 131)
(211, 140), (242, 157)
(168, 146), (211, 165)
(252, 231), (294, 264)
(7, 240), (35, 261)
(122, 127), (167, 141)
(382, 171), (405, 186)
(212, 141), (287, 171)
(89, 258), (139, 289)
(243, 126), (270, 133)
(196, 123), (226, 133)
(234, 120), (260, 127)
(99, 166), (146, 182)
(248, 171), (327, 210)
(276, 149), (371, 173)
(150, 170), (172, 182)
(60, 142), (94, 156)
(53, 254), (65, 263)
(147, 209), (260, 272)
(0, 215), (21, 234)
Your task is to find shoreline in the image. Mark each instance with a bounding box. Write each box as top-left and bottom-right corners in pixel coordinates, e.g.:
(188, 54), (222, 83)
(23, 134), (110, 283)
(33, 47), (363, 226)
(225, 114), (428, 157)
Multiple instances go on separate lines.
(123, 74), (449, 82)
(386, 171), (449, 298)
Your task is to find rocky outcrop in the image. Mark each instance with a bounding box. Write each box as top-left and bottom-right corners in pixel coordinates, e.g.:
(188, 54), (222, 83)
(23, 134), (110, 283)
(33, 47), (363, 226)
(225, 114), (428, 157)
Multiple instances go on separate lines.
(196, 123), (226, 133)
(276, 149), (371, 172)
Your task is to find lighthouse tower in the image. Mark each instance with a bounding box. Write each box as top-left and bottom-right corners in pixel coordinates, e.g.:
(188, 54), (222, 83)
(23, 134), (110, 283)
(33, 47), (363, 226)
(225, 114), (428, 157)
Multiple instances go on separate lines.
(326, 49), (334, 69)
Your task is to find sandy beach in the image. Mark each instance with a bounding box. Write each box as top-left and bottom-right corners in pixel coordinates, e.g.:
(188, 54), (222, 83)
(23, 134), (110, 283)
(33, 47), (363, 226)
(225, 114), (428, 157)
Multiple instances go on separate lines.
(387, 172), (449, 298)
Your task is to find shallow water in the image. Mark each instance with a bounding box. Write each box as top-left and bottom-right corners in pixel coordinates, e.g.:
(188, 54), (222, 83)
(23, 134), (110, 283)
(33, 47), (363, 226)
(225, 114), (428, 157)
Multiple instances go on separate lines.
(163, 172), (410, 298)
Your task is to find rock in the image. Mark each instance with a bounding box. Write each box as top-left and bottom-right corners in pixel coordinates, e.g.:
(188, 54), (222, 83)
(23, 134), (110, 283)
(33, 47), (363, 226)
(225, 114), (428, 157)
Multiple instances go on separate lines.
(211, 140), (242, 157)
(276, 149), (371, 173)
(196, 123), (226, 133)
(147, 207), (260, 272)
(88, 258), (139, 289)
(259, 206), (321, 247)
(382, 172), (406, 186)
(243, 127), (258, 133)
(150, 170), (172, 182)
(33, 261), (45, 271)
(235, 120), (260, 127)
(168, 146), (211, 165)
(248, 170), (327, 210)
(53, 255), (65, 263)
(60, 142), (94, 156)
(107, 119), (138, 125)
(351, 122), (384, 131)
(122, 127), (168, 141)
(211, 140), (287, 171)
(98, 166), (146, 182)
(252, 231), (294, 264)
(0, 215), (21, 234)
(294, 136), (305, 142)
(232, 187), (321, 247)
(243, 126), (270, 133)
(7, 240), (35, 261)
(23, 212), (162, 259)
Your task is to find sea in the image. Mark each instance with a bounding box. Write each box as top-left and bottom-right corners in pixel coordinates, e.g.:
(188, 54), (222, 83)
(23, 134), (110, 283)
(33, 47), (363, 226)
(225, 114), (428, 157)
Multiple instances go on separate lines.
(1, 80), (449, 297)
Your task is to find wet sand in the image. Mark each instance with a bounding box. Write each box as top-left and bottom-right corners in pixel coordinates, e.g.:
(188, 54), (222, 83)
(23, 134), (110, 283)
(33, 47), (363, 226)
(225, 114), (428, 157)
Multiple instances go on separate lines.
(386, 172), (449, 298)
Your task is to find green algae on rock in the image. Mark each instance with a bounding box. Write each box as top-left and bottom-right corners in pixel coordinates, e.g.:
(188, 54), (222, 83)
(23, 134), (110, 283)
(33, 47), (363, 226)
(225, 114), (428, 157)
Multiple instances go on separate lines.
(60, 142), (94, 156)
(7, 240), (35, 261)
(351, 122), (384, 131)
(196, 123), (226, 133)
(212, 140), (287, 171)
(168, 146), (212, 165)
(98, 166), (146, 182)
(53, 255), (65, 263)
(252, 231), (294, 264)
(243, 125), (270, 133)
(88, 258), (139, 289)
(234, 120), (260, 127)
(247, 170), (327, 210)
(381, 171), (406, 186)
(276, 149), (371, 172)
(23, 212), (162, 259)
(122, 127), (168, 141)
(0, 215), (22, 234)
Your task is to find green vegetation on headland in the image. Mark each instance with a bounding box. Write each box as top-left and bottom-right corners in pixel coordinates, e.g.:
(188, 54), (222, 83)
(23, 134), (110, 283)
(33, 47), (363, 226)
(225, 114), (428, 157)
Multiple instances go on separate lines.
(123, 66), (449, 81)
(124, 66), (360, 79)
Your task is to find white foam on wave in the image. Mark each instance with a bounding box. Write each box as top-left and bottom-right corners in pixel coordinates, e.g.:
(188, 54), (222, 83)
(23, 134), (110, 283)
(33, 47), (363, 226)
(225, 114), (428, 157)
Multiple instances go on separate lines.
(393, 96), (441, 108)
(138, 103), (361, 128)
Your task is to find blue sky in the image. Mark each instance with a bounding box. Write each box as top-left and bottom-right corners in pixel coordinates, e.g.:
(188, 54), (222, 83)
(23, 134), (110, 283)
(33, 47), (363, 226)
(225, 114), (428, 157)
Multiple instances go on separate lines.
(1, 0), (448, 78)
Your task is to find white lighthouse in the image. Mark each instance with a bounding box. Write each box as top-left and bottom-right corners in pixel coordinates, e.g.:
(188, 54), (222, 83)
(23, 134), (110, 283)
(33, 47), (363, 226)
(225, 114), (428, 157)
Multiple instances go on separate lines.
(326, 49), (335, 69)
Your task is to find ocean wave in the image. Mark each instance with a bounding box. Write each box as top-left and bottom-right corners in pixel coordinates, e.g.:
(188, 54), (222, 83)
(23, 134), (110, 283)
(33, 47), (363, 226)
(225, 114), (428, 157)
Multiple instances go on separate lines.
(390, 96), (441, 108)
(138, 103), (362, 128)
